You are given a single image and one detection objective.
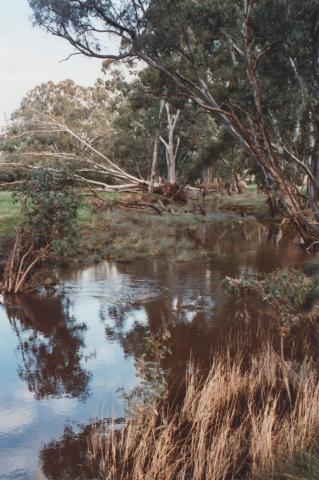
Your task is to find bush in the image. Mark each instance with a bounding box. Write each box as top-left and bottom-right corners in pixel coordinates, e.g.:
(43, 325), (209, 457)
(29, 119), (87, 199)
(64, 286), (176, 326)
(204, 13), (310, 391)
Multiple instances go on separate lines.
(1, 169), (82, 293)
(223, 269), (315, 315)
(17, 168), (82, 258)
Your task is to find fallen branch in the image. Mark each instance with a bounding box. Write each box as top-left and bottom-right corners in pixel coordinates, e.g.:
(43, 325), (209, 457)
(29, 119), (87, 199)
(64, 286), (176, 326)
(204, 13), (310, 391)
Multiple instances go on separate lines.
(89, 190), (163, 215)
(2, 232), (51, 294)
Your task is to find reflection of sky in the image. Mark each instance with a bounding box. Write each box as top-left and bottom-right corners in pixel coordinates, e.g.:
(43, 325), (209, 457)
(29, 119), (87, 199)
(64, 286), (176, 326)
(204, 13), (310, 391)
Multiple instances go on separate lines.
(0, 240), (304, 479)
(0, 280), (138, 479)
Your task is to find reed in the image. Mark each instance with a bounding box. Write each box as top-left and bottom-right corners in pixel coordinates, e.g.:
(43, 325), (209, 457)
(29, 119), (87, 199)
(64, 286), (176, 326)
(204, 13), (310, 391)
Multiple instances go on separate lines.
(89, 344), (319, 480)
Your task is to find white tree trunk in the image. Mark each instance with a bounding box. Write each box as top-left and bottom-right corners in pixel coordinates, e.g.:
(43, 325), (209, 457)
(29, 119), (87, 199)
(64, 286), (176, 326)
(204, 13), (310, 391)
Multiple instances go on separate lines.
(160, 103), (180, 185)
(148, 100), (164, 195)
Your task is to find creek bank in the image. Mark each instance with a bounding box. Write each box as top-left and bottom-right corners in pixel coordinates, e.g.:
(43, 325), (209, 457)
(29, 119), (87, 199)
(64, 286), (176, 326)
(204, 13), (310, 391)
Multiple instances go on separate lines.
(0, 188), (289, 292)
(0, 214), (317, 479)
(74, 208), (263, 265)
(0, 208), (302, 293)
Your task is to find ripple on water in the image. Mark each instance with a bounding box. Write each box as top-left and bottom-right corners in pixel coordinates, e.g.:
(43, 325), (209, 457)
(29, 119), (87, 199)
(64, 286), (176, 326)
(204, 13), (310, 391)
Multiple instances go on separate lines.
(0, 238), (308, 480)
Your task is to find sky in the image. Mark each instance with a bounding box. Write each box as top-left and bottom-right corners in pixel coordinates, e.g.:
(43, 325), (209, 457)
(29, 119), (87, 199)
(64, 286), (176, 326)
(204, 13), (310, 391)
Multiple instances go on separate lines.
(0, 0), (111, 126)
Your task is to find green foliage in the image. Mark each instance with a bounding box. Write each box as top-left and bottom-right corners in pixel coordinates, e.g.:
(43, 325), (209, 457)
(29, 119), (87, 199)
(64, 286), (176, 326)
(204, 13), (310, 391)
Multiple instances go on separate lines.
(122, 329), (172, 413)
(1, 79), (112, 179)
(261, 270), (315, 310)
(17, 169), (82, 258)
(0, 192), (21, 235)
(28, 0), (319, 192)
(223, 269), (315, 312)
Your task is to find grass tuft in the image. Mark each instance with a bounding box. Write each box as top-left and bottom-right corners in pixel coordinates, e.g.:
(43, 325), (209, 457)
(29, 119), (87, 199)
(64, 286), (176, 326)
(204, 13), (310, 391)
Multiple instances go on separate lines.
(89, 343), (319, 480)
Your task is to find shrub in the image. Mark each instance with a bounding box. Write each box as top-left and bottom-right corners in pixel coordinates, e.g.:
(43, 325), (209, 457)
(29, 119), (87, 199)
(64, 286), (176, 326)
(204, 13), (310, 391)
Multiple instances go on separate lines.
(2, 169), (82, 293)
(17, 168), (82, 258)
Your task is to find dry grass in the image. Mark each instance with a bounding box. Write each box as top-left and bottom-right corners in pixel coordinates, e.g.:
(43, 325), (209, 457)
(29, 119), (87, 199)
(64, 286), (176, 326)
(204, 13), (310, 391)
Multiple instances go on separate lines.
(89, 343), (319, 480)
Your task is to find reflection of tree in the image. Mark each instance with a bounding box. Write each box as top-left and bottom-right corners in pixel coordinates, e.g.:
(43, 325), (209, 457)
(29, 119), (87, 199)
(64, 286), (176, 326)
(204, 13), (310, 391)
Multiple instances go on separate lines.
(4, 294), (91, 400)
(40, 423), (97, 480)
(99, 218), (302, 392)
(40, 418), (123, 480)
(99, 261), (228, 390)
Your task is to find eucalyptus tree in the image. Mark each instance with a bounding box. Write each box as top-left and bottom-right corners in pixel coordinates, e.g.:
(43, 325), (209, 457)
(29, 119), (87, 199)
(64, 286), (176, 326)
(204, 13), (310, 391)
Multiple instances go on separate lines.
(2, 80), (112, 177)
(103, 65), (217, 186)
(28, 0), (319, 244)
(1, 72), (213, 190)
(1, 79), (145, 189)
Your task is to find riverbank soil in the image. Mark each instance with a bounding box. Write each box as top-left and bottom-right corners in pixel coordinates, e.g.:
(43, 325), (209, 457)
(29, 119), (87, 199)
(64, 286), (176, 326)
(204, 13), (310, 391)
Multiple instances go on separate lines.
(0, 186), (267, 266)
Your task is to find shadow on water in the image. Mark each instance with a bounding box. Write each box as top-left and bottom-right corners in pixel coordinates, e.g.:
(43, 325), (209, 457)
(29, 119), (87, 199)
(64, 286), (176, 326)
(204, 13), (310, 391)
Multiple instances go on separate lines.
(0, 216), (312, 479)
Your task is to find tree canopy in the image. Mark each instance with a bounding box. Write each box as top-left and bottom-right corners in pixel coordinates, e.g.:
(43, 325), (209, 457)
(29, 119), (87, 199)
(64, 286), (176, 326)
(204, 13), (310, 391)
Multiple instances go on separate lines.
(25, 0), (319, 243)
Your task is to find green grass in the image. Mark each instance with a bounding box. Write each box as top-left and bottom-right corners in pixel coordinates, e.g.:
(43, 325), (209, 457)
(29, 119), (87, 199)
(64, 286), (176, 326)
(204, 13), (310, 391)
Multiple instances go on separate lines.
(78, 191), (126, 225)
(0, 192), (21, 234)
(78, 203), (94, 225)
(95, 191), (123, 201)
(205, 183), (267, 213)
(246, 183), (258, 193)
(0, 191), (97, 233)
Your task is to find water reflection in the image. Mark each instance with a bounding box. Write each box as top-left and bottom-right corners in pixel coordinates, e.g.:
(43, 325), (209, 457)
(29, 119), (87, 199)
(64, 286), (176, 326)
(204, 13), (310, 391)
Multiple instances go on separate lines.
(40, 423), (97, 480)
(98, 235), (306, 384)
(0, 217), (309, 479)
(4, 294), (92, 400)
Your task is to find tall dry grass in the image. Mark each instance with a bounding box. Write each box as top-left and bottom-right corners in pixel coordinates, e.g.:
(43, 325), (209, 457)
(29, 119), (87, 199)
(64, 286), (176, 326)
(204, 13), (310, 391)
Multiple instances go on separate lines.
(89, 343), (319, 480)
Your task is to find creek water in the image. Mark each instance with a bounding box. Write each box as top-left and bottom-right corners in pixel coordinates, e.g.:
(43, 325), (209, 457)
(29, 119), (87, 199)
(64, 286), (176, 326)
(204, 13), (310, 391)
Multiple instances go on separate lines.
(0, 216), (308, 479)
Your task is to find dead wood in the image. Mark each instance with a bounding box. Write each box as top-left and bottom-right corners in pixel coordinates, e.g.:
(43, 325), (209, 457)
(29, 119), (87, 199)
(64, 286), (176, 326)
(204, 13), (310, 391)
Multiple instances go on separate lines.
(153, 183), (188, 204)
(89, 190), (164, 215)
(116, 200), (163, 215)
(2, 232), (50, 294)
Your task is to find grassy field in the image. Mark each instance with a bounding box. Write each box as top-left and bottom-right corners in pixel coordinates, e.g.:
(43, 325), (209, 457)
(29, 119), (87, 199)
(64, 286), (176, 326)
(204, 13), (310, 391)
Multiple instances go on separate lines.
(212, 183), (267, 210)
(0, 186), (266, 236)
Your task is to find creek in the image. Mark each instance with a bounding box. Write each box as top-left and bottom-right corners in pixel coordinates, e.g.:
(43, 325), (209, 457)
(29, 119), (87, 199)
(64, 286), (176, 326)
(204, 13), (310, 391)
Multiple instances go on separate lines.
(0, 216), (309, 479)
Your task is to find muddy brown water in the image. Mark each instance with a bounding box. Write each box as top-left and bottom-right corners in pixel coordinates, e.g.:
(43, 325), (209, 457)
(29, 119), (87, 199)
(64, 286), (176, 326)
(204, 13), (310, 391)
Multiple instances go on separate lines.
(0, 216), (311, 479)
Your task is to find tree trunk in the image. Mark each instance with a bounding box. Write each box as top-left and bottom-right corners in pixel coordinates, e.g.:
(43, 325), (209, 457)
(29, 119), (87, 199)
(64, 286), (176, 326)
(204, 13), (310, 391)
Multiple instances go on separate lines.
(160, 103), (180, 185)
(308, 124), (319, 219)
(148, 130), (160, 196)
(168, 159), (177, 184)
(269, 165), (316, 246)
(149, 100), (164, 197)
(203, 166), (212, 188)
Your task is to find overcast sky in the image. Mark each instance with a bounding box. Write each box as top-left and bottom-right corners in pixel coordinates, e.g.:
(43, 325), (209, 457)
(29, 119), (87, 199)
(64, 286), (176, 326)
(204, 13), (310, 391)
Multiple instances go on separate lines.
(0, 0), (109, 127)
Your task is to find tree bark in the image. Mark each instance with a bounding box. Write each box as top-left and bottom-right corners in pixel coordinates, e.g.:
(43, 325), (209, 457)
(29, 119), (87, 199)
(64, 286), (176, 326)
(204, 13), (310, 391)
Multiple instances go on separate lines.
(308, 112), (319, 219)
(148, 130), (160, 196)
(148, 100), (164, 197)
(160, 104), (180, 185)
(203, 166), (212, 188)
(309, 10), (319, 221)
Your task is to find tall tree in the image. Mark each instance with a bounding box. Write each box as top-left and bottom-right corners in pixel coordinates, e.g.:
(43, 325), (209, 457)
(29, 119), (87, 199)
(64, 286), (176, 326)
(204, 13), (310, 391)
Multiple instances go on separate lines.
(28, 0), (319, 244)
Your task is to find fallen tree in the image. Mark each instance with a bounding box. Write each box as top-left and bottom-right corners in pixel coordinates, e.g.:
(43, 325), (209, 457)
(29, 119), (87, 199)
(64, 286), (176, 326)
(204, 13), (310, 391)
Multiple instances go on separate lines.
(0, 109), (188, 201)
(26, 0), (319, 248)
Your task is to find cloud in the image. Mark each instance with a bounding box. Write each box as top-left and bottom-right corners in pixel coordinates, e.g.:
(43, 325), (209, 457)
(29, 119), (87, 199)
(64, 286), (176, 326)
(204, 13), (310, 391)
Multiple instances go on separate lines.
(0, 404), (35, 435)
